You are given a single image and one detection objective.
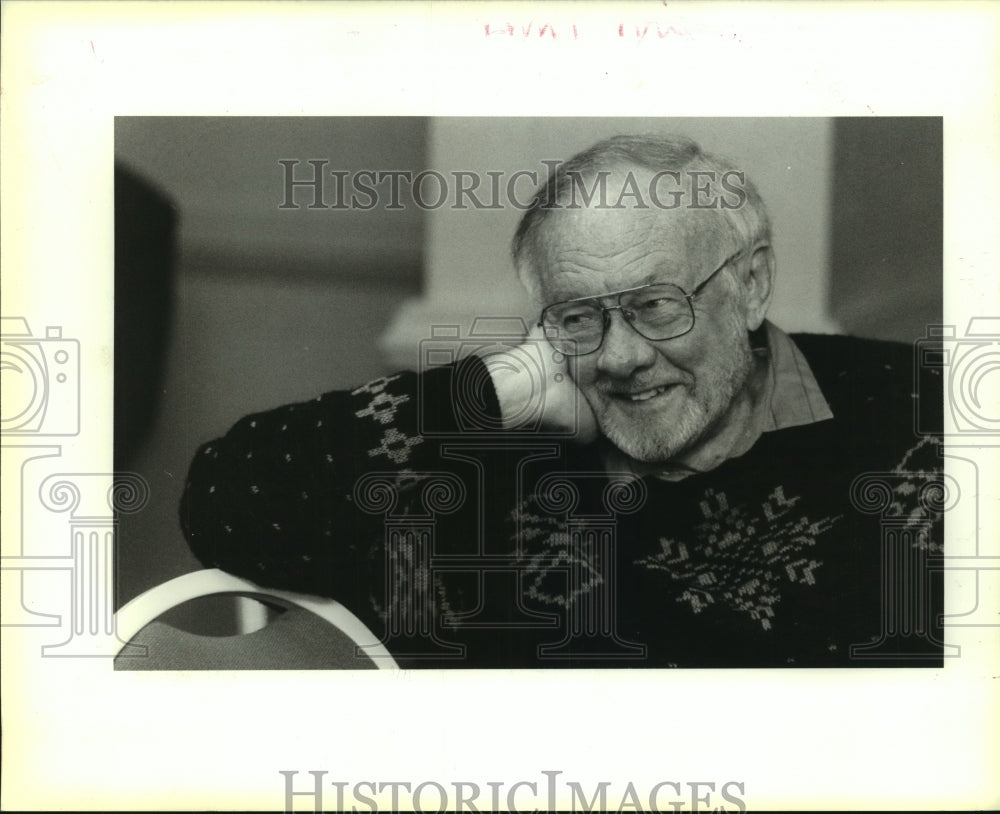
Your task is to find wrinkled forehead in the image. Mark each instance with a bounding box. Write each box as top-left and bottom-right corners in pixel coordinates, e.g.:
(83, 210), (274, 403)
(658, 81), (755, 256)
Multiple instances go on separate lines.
(531, 169), (738, 302)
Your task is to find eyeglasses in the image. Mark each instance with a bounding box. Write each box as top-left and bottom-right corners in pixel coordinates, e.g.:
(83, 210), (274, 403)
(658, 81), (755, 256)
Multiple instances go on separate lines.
(538, 252), (742, 357)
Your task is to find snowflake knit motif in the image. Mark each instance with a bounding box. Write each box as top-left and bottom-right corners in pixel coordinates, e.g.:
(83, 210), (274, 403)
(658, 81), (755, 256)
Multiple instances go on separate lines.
(635, 486), (842, 630)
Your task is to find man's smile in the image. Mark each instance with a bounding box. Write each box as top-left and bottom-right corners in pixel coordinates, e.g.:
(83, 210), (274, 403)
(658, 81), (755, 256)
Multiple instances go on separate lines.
(607, 383), (680, 403)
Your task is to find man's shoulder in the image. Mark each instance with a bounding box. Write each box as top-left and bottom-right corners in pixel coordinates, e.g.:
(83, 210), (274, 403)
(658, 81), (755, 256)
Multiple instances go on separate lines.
(789, 332), (914, 374)
(789, 332), (916, 395)
(788, 331), (942, 435)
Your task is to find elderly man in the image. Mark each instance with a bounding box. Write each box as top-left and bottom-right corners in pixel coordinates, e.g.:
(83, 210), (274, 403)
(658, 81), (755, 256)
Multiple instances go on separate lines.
(181, 134), (944, 668)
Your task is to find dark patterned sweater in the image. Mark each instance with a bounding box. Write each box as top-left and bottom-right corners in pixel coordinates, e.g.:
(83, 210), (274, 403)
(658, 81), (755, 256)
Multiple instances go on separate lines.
(180, 334), (945, 668)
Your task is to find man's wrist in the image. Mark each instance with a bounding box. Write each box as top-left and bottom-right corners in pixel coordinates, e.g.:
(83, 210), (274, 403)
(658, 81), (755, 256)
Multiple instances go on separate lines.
(484, 346), (545, 430)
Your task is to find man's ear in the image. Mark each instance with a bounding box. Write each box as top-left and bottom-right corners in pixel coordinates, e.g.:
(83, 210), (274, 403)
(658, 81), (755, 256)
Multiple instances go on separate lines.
(740, 242), (775, 331)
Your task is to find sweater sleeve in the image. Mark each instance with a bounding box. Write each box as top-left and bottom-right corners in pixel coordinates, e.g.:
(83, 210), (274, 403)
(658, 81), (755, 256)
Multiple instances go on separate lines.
(178, 356), (502, 605)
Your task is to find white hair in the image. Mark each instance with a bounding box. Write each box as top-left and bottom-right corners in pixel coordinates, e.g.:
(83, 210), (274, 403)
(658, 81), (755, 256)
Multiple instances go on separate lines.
(511, 134), (772, 301)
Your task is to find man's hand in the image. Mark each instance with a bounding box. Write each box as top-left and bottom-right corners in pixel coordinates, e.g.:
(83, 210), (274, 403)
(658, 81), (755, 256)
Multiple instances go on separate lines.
(482, 324), (599, 442)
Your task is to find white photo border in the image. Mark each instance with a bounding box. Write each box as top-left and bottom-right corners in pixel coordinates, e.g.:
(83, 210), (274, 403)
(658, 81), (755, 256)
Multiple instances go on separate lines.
(2, 2), (998, 811)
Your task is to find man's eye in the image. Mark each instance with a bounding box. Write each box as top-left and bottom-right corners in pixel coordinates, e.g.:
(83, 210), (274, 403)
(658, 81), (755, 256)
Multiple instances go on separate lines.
(636, 296), (683, 312)
(561, 310), (599, 328)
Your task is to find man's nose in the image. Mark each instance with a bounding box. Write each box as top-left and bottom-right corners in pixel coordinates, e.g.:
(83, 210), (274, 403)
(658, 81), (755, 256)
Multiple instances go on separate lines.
(595, 308), (657, 377)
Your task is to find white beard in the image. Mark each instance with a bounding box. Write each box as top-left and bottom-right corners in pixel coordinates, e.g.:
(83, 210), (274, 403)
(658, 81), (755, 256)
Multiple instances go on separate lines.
(588, 323), (756, 464)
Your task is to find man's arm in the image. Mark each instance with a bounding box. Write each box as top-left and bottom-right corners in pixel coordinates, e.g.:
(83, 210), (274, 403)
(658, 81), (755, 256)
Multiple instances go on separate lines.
(178, 359), (488, 601)
(178, 345), (595, 604)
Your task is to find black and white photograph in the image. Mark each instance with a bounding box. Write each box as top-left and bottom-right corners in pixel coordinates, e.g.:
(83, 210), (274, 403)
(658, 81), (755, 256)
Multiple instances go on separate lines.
(113, 116), (946, 671)
(2, 2), (998, 812)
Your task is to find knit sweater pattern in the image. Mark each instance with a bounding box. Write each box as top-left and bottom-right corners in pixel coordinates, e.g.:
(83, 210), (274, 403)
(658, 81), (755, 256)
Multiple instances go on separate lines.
(180, 334), (945, 668)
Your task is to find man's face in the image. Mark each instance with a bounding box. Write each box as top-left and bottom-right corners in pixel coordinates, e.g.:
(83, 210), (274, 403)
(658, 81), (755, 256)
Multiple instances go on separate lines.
(533, 176), (761, 464)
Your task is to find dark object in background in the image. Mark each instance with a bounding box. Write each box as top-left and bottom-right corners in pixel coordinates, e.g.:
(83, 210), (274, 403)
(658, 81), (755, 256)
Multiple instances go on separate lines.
(114, 163), (178, 470)
(830, 117), (942, 342)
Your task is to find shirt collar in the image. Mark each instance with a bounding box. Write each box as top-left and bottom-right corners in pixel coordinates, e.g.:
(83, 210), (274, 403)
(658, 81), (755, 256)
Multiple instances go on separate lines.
(759, 320), (833, 431)
(601, 320), (833, 480)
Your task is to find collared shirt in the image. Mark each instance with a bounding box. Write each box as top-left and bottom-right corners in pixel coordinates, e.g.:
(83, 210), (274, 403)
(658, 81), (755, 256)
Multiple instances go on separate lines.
(758, 320), (833, 431)
(603, 320), (833, 480)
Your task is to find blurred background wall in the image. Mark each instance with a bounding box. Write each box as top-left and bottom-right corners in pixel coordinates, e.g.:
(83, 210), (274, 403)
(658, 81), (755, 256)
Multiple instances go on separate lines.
(114, 116), (941, 609)
(114, 117), (429, 608)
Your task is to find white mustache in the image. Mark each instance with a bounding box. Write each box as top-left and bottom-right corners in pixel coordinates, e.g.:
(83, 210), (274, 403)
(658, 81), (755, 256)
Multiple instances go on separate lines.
(598, 377), (686, 394)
